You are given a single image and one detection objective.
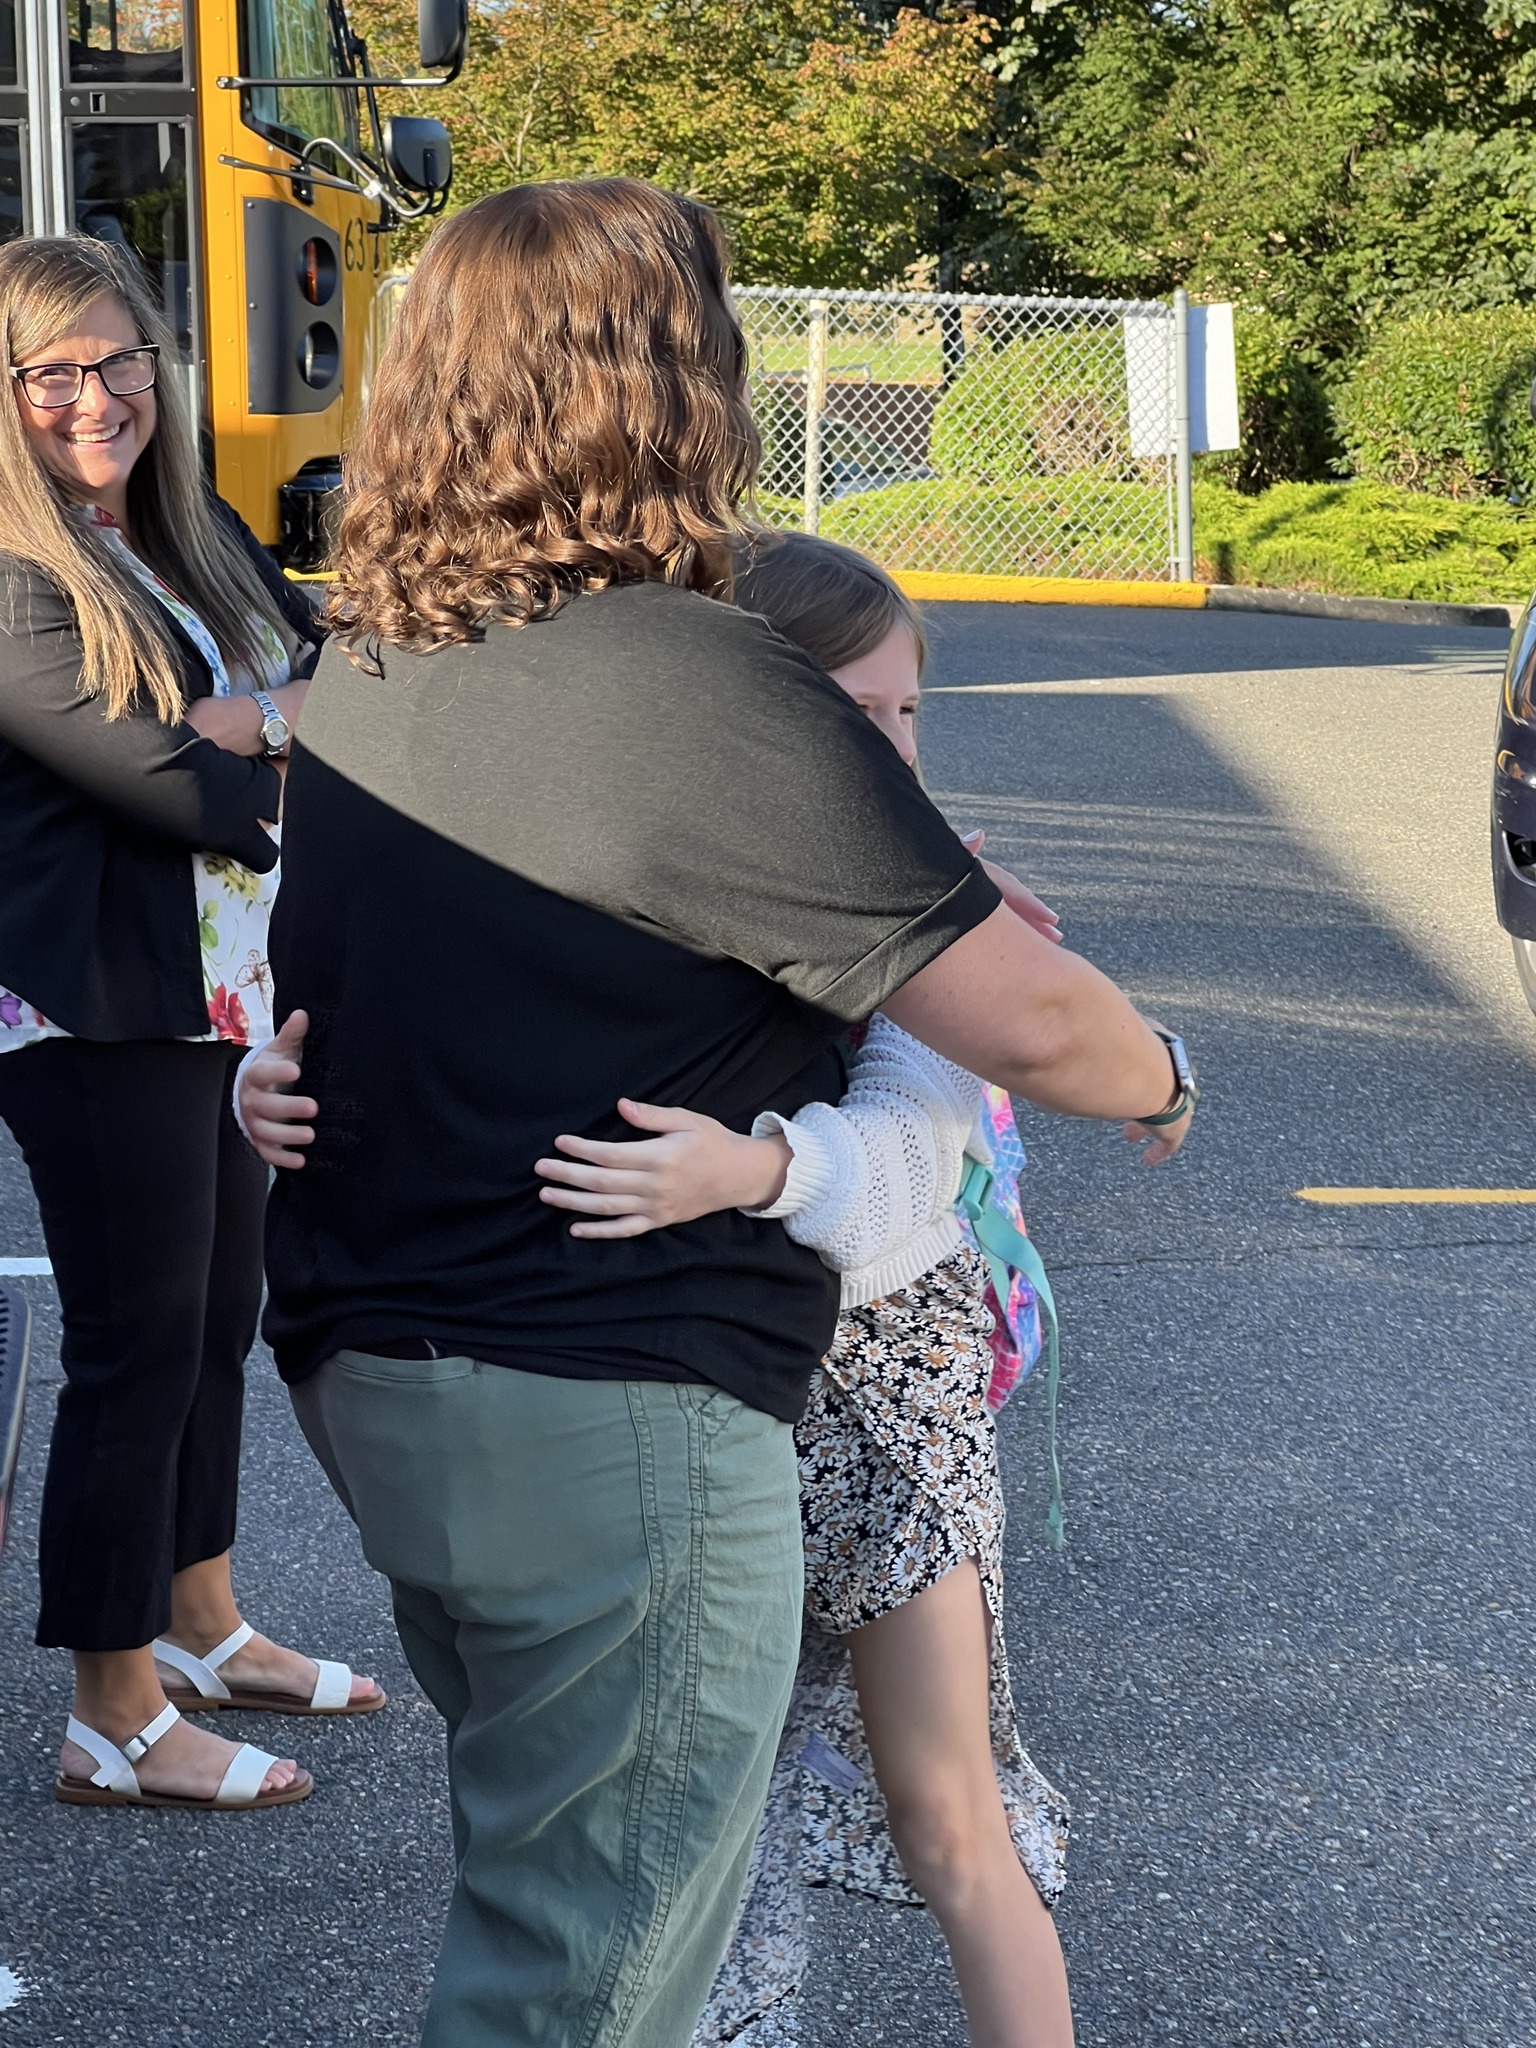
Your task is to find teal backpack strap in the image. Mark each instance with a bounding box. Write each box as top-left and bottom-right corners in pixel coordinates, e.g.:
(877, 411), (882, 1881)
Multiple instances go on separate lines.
(958, 1158), (1064, 1550)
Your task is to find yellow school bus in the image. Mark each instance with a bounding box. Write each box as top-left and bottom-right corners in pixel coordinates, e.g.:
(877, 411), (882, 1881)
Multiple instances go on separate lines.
(0, 0), (462, 563)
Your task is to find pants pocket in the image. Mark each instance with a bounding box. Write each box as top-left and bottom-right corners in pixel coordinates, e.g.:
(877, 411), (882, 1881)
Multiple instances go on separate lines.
(675, 1379), (744, 1448)
(331, 1348), (478, 1386)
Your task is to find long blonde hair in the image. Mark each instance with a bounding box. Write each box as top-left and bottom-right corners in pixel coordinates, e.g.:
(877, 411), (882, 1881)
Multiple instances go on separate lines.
(329, 179), (759, 654)
(0, 235), (297, 720)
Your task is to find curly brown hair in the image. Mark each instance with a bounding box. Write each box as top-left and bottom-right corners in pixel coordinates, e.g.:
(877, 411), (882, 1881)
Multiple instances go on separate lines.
(329, 179), (760, 654)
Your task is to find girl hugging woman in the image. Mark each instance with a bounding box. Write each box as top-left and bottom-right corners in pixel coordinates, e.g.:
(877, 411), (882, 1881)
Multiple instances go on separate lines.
(533, 531), (1076, 2048)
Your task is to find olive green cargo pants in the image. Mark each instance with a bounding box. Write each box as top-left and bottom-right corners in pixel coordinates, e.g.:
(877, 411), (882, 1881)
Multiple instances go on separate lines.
(293, 1352), (803, 2048)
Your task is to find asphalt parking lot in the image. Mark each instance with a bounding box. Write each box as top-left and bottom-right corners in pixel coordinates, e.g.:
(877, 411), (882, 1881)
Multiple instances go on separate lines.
(2, 601), (1532, 2047)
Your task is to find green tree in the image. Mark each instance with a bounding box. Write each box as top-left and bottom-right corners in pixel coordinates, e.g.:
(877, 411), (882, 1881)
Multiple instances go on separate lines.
(351, 0), (999, 284)
(852, 0), (1139, 291)
(1011, 1), (1536, 359)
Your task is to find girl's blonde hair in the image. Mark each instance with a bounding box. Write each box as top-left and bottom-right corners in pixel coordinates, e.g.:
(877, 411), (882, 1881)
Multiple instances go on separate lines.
(0, 234), (297, 721)
(732, 528), (926, 676)
(329, 179), (759, 654)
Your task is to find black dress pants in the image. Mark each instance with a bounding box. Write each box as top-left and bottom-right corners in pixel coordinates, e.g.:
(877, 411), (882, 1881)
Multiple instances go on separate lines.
(0, 1038), (265, 1650)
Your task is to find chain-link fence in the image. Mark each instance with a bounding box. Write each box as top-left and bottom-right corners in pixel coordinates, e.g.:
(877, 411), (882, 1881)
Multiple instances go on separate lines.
(736, 285), (1185, 582)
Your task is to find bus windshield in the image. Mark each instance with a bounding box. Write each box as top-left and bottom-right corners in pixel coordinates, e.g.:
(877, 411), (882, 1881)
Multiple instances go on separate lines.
(242, 0), (352, 153)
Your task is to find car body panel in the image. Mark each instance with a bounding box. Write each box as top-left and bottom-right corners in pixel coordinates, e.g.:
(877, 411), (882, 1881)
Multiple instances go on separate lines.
(1490, 596), (1536, 941)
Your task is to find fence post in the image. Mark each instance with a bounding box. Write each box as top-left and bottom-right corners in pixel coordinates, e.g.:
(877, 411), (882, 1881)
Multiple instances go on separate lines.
(804, 297), (829, 534)
(1173, 287), (1194, 582)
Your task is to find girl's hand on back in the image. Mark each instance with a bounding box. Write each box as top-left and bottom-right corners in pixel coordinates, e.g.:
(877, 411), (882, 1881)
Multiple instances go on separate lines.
(536, 1099), (793, 1238)
(961, 831), (1062, 945)
(237, 1009), (317, 1169)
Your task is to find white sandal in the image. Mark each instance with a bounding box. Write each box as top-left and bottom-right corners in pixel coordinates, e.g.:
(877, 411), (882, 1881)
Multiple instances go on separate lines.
(152, 1622), (386, 1717)
(55, 1701), (312, 1810)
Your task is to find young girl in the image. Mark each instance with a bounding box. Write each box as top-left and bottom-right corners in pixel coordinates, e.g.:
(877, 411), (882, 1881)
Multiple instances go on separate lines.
(531, 531), (1077, 2048)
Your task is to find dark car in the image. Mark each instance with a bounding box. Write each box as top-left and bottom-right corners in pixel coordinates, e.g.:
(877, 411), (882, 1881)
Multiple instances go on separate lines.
(1492, 597), (1536, 1013)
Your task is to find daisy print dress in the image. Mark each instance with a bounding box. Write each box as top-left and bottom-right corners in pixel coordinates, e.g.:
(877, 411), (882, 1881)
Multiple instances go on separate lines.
(690, 1018), (1070, 2048)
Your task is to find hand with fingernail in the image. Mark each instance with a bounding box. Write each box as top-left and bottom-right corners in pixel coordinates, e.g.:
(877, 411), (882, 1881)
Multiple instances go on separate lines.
(961, 829), (1063, 945)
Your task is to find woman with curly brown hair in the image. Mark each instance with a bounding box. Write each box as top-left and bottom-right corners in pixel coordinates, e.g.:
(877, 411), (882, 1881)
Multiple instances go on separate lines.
(254, 179), (1192, 2047)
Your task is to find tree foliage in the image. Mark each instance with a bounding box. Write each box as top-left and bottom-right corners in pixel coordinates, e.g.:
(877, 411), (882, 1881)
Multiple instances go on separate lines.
(352, 0), (1000, 284)
(1012, 1), (1536, 358)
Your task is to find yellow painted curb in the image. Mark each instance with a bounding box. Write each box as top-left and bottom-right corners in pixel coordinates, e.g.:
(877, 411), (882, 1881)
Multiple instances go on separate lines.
(891, 571), (1208, 609)
(1295, 1188), (1536, 1206)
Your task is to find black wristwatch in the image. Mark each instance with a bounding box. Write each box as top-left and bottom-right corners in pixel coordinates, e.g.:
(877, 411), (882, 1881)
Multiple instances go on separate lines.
(1139, 1024), (1198, 1127)
(251, 689), (290, 759)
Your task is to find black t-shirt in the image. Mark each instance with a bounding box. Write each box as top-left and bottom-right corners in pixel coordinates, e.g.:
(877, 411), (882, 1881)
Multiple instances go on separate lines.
(263, 579), (1000, 1419)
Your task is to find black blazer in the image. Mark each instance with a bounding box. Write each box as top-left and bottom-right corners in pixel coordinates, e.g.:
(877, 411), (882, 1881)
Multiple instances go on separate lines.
(0, 500), (323, 1040)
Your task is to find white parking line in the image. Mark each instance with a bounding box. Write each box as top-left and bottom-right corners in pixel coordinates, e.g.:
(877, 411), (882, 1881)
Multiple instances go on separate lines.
(0, 1257), (50, 1276)
(0, 1965), (28, 2010)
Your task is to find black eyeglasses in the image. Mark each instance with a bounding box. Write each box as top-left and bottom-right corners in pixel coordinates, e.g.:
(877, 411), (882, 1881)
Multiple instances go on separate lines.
(9, 345), (160, 409)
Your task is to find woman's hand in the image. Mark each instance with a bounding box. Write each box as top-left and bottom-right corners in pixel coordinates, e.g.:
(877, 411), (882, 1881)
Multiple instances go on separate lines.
(183, 693), (264, 755)
(237, 1010), (316, 1169)
(1122, 1098), (1193, 1167)
(535, 1099), (793, 1238)
(961, 831), (1062, 945)
(183, 677), (310, 757)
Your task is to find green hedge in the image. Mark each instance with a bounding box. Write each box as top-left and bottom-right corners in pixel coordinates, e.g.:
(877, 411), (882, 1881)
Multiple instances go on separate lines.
(1335, 307), (1536, 500)
(929, 331), (1129, 485)
(1194, 478), (1536, 603)
(759, 477), (1173, 579)
(755, 476), (1536, 598)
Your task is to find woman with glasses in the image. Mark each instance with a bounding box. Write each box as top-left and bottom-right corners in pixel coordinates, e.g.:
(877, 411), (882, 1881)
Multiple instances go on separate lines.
(0, 234), (382, 1813)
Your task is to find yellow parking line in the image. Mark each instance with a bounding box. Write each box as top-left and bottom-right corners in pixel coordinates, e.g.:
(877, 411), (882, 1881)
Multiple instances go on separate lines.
(1295, 1188), (1536, 1205)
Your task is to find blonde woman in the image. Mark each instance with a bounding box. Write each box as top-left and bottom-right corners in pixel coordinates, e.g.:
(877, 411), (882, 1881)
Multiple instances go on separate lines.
(0, 234), (381, 1815)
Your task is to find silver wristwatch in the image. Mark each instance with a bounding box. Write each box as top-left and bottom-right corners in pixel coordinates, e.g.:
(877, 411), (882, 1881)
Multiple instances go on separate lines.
(1140, 1023), (1198, 1127)
(251, 689), (290, 758)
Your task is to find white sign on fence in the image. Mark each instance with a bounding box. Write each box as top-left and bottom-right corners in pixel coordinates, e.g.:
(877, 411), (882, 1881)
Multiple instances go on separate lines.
(1191, 303), (1240, 452)
(1124, 302), (1240, 457)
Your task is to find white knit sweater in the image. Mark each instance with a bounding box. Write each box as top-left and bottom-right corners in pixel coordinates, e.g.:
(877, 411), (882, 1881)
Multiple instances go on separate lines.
(745, 1011), (985, 1308)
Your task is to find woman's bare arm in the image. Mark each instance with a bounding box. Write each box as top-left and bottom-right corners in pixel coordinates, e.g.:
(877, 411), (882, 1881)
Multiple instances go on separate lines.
(882, 904), (1192, 1152)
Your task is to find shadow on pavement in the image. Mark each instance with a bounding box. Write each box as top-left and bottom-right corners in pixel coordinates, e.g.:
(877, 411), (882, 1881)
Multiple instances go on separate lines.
(924, 600), (1511, 689)
(809, 689), (1535, 2048)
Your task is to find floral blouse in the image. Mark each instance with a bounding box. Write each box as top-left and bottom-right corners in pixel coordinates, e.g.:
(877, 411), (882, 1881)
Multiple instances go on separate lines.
(0, 508), (289, 1054)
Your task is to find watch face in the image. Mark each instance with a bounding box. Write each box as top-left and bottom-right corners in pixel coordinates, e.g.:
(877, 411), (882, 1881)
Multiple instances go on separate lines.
(1161, 1031), (1193, 1087)
(261, 716), (289, 750)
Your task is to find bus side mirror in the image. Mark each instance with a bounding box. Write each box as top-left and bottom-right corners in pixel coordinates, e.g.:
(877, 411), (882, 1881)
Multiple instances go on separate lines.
(417, 0), (466, 73)
(383, 117), (453, 196)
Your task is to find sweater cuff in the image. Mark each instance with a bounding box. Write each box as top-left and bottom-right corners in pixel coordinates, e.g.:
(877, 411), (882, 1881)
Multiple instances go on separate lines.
(741, 1112), (837, 1220)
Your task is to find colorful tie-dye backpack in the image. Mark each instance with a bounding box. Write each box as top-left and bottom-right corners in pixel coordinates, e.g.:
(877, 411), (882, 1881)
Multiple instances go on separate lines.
(956, 1087), (1063, 1548)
